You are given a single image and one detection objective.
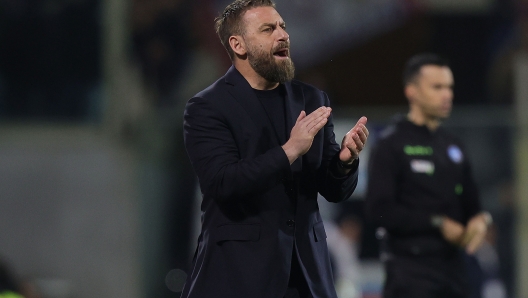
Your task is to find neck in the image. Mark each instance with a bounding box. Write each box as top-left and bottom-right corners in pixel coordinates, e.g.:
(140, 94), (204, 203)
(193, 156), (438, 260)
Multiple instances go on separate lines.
(407, 109), (441, 131)
(233, 60), (279, 90)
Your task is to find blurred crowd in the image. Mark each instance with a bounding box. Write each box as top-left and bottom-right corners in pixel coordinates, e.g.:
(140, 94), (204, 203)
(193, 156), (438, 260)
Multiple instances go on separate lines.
(0, 0), (100, 121)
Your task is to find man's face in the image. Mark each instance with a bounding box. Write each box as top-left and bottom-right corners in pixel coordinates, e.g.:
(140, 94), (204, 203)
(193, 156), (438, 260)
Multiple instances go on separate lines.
(241, 6), (295, 83)
(409, 65), (454, 120)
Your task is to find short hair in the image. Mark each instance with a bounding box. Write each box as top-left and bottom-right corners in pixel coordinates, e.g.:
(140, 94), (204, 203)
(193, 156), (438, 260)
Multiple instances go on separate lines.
(402, 53), (450, 86)
(215, 0), (276, 60)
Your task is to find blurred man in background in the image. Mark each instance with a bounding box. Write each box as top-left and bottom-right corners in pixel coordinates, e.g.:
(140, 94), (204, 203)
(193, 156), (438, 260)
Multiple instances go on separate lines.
(365, 53), (492, 298)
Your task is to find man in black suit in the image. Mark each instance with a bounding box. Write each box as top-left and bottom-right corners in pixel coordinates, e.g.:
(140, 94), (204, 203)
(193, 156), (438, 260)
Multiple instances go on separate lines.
(181, 1), (368, 297)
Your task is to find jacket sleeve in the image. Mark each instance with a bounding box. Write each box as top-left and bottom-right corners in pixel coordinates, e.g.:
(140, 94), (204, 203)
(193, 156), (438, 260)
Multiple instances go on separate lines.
(365, 139), (436, 235)
(317, 153), (359, 203)
(315, 92), (359, 203)
(183, 96), (291, 203)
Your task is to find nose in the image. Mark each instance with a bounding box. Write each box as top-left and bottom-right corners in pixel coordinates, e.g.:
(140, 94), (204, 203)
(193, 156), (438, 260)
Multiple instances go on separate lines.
(443, 88), (453, 104)
(445, 88), (453, 100)
(277, 26), (289, 41)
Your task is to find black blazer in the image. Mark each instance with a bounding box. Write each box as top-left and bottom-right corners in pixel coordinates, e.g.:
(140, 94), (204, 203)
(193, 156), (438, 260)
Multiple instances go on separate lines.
(181, 66), (359, 298)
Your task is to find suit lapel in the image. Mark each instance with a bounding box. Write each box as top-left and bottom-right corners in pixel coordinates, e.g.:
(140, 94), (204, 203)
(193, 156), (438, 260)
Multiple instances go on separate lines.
(284, 81), (304, 173)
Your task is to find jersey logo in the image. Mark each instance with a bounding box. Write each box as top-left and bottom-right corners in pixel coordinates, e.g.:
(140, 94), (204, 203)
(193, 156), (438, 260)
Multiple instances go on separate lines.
(447, 145), (463, 164)
(410, 159), (435, 175)
(404, 145), (433, 156)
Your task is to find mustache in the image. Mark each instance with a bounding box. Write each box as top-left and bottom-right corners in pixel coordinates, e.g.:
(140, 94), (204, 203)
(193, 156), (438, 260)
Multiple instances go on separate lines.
(272, 42), (290, 52)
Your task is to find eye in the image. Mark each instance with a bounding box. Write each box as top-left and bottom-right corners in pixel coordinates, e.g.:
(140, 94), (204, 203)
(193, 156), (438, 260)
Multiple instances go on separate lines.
(263, 27), (272, 32)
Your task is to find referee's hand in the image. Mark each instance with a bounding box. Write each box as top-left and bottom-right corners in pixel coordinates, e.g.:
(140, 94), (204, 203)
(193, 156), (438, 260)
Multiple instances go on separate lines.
(439, 217), (465, 246)
(462, 213), (489, 255)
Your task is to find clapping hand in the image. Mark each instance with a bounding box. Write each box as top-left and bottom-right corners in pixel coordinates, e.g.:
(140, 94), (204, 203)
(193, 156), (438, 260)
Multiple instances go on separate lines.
(339, 116), (369, 165)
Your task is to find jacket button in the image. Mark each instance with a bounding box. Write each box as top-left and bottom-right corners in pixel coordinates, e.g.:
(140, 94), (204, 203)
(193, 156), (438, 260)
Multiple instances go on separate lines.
(287, 219), (295, 227)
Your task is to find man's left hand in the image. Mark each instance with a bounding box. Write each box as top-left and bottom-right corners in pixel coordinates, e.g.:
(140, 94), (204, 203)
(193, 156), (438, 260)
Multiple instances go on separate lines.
(462, 213), (489, 254)
(339, 116), (369, 164)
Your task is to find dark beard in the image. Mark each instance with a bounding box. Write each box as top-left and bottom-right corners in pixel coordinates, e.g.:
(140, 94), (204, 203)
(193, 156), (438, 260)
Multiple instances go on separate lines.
(247, 44), (295, 83)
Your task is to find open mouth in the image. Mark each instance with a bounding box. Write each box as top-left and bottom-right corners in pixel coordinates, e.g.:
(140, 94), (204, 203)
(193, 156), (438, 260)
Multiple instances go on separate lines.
(273, 49), (289, 58)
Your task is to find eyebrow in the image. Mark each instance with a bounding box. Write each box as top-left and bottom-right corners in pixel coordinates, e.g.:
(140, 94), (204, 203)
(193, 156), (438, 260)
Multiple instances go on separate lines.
(259, 21), (286, 29)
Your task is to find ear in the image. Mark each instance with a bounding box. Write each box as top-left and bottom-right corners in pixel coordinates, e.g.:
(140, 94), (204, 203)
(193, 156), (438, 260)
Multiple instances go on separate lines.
(229, 35), (247, 56)
(405, 84), (416, 103)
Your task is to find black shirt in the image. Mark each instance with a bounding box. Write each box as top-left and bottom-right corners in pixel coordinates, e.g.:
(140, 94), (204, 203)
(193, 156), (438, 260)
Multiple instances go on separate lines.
(254, 84), (288, 145)
(365, 116), (481, 256)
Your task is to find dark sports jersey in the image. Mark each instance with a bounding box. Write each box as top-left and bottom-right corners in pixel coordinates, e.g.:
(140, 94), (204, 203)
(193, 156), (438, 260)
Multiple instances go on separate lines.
(365, 115), (481, 256)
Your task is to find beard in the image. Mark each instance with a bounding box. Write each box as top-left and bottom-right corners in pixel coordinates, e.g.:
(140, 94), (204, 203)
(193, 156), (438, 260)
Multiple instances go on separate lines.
(247, 42), (295, 83)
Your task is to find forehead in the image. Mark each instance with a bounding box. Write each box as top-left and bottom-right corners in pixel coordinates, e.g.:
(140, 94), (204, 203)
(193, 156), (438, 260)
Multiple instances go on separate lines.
(242, 6), (283, 27)
(418, 65), (453, 82)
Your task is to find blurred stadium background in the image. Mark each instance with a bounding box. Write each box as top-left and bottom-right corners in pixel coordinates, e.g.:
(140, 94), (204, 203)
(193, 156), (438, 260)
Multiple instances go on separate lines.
(0, 0), (527, 297)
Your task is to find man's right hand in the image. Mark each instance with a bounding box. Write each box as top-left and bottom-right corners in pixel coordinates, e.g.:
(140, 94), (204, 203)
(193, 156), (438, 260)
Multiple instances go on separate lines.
(282, 107), (331, 164)
(439, 216), (465, 246)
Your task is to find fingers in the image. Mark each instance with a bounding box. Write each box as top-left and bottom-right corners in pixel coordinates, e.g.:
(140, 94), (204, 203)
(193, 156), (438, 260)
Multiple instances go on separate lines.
(441, 217), (465, 245)
(356, 116), (368, 127)
(307, 106), (331, 122)
(461, 229), (475, 247)
(462, 218), (487, 254)
(295, 110), (306, 124)
(345, 136), (362, 157)
(354, 116), (369, 143)
(465, 229), (486, 254)
(287, 107), (332, 159)
(342, 134), (362, 161)
(351, 132), (365, 151)
(299, 107), (331, 134)
(297, 107), (329, 125)
(342, 116), (369, 159)
(305, 109), (330, 135)
(346, 116), (369, 144)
